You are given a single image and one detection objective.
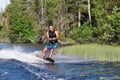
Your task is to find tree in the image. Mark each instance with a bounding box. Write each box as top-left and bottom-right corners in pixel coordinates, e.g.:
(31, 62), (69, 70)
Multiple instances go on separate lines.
(45, 0), (58, 24)
(2, 0), (120, 44)
(4, 0), (35, 43)
(88, 0), (91, 27)
(105, 7), (120, 44)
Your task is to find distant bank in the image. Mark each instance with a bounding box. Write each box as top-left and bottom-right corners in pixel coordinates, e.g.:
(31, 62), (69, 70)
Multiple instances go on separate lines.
(59, 44), (120, 62)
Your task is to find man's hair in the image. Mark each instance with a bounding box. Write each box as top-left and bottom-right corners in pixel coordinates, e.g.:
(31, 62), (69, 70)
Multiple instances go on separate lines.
(48, 25), (53, 28)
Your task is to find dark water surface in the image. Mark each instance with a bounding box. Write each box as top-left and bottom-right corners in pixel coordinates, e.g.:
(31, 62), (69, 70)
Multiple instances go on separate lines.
(0, 43), (120, 80)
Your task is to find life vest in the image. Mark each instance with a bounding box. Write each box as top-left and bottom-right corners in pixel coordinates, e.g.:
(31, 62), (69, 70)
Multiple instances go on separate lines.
(49, 30), (58, 43)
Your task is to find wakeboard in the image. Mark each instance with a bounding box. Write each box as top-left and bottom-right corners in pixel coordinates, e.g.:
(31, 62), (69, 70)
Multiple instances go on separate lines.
(44, 57), (55, 65)
(35, 54), (55, 64)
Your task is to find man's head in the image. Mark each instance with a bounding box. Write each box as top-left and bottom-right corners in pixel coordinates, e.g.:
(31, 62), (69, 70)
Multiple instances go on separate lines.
(48, 25), (54, 32)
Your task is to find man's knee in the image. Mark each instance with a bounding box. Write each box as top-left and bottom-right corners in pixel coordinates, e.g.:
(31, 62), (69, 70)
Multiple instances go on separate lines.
(42, 48), (47, 53)
(50, 49), (54, 53)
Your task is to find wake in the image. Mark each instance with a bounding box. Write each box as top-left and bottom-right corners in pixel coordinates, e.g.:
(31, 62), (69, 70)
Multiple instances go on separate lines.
(0, 45), (87, 65)
(0, 46), (47, 64)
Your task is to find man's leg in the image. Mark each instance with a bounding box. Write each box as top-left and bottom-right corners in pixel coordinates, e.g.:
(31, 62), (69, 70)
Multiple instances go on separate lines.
(49, 49), (54, 58)
(41, 48), (47, 59)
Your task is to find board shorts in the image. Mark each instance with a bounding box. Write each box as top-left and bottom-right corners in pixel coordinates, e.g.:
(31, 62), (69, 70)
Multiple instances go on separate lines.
(45, 42), (58, 50)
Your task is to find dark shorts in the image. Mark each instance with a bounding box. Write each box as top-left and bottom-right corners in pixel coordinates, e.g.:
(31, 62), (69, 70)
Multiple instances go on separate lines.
(45, 42), (58, 50)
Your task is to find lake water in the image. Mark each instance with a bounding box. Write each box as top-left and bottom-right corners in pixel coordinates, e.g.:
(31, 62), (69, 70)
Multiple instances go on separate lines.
(0, 43), (120, 80)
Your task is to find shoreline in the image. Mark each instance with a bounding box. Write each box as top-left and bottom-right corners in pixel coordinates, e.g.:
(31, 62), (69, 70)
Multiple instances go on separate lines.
(58, 44), (120, 62)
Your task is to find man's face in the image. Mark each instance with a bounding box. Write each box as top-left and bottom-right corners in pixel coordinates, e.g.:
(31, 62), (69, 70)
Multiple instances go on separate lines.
(49, 26), (54, 31)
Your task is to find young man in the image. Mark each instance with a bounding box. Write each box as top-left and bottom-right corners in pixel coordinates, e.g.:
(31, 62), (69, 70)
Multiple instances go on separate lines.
(40, 25), (59, 59)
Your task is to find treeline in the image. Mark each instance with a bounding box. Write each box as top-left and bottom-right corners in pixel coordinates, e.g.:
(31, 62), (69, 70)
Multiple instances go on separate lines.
(0, 0), (120, 44)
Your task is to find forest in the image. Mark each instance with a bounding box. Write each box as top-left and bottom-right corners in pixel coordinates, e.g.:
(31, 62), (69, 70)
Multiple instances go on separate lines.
(0, 0), (120, 45)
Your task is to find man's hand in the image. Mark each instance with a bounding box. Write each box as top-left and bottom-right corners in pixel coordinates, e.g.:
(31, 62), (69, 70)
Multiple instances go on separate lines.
(52, 38), (56, 40)
(49, 38), (52, 40)
(49, 38), (56, 40)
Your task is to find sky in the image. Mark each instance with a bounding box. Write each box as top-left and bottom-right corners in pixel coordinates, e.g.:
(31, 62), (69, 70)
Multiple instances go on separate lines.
(0, 0), (10, 12)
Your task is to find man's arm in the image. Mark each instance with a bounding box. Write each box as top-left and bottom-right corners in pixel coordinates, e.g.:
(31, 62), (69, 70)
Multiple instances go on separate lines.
(53, 31), (59, 40)
(55, 31), (59, 39)
(46, 31), (52, 40)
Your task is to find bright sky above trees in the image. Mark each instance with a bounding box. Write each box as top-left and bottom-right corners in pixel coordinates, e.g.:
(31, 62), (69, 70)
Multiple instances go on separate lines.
(0, 0), (10, 12)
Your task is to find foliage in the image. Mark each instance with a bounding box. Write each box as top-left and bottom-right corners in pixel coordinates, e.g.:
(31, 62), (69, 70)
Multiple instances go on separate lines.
(70, 22), (92, 42)
(91, 0), (120, 44)
(45, 0), (58, 22)
(0, 22), (4, 29)
(0, 0), (120, 45)
(93, 6), (120, 44)
(104, 7), (120, 44)
(4, 0), (35, 43)
(0, 25), (10, 42)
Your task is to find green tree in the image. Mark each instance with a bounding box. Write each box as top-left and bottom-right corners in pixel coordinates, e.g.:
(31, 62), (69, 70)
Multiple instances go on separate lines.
(2, 0), (120, 44)
(104, 7), (120, 44)
(70, 21), (92, 43)
(91, 0), (119, 44)
(45, 0), (58, 23)
(5, 0), (35, 43)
